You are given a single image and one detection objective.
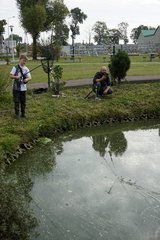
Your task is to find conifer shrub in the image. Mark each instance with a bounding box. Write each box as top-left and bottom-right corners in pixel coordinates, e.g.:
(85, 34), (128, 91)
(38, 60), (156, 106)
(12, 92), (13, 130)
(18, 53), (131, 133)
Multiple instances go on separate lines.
(109, 50), (131, 84)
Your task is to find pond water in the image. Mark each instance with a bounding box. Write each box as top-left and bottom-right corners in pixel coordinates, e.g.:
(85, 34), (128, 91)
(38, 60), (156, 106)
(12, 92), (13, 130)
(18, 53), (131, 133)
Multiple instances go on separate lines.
(7, 120), (160, 240)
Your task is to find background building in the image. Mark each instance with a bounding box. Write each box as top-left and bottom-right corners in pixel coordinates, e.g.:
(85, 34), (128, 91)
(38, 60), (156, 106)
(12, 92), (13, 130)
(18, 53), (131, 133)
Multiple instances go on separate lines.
(137, 26), (160, 53)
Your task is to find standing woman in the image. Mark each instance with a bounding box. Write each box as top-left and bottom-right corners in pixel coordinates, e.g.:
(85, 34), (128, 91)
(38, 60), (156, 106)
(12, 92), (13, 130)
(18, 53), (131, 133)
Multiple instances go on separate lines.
(10, 54), (31, 118)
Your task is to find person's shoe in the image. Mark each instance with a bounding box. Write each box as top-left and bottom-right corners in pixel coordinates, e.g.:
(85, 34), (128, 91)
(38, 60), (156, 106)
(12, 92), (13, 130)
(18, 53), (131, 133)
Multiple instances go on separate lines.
(95, 96), (102, 100)
(15, 114), (20, 119)
(21, 114), (26, 118)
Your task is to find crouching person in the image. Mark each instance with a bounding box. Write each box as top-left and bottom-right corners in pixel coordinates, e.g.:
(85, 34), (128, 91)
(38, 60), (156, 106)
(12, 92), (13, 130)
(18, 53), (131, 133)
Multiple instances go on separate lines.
(92, 66), (112, 100)
(10, 54), (31, 119)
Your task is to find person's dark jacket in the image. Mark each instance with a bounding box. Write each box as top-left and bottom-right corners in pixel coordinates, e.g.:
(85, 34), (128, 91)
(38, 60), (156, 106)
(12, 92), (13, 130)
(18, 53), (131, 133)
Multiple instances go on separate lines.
(93, 72), (111, 87)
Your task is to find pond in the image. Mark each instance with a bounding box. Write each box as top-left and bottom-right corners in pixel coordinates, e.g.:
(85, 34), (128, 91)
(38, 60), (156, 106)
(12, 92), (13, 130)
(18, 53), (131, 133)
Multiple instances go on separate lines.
(6, 120), (160, 240)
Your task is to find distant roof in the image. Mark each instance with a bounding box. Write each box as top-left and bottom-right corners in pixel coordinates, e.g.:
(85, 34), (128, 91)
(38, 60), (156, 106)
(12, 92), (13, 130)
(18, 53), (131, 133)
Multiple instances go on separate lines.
(141, 29), (156, 37)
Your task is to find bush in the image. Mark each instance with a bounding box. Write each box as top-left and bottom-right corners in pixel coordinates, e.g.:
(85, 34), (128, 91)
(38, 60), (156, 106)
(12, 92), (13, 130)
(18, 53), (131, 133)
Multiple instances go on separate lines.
(0, 68), (10, 105)
(108, 50), (131, 84)
(51, 65), (65, 95)
(0, 69), (10, 94)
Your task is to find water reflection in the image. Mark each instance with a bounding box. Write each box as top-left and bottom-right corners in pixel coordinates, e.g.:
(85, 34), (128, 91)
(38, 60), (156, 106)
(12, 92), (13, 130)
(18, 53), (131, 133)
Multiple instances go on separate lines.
(3, 143), (59, 240)
(0, 166), (38, 240)
(92, 131), (127, 157)
(5, 120), (160, 240)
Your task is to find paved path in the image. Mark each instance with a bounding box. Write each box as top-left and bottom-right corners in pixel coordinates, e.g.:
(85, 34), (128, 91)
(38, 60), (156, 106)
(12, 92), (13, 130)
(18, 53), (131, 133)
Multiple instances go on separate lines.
(28, 75), (160, 89)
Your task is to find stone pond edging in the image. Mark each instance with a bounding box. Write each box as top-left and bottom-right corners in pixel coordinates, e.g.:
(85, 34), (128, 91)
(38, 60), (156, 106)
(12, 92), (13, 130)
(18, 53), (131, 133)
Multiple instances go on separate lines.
(3, 112), (160, 166)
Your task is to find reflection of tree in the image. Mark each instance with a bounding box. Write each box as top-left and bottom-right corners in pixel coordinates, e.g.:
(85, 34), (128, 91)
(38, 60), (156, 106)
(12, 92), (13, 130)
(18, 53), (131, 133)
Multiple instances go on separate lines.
(0, 167), (38, 240)
(2, 141), (63, 240)
(109, 132), (127, 156)
(92, 131), (127, 157)
(92, 136), (109, 157)
(15, 143), (58, 177)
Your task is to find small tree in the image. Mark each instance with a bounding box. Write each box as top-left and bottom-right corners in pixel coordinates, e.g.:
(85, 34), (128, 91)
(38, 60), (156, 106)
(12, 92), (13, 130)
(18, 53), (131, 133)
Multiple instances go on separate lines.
(51, 65), (65, 95)
(108, 50), (130, 85)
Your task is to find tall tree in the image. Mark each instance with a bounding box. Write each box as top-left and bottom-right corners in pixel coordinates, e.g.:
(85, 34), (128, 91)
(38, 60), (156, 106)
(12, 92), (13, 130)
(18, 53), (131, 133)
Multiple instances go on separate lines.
(17, 0), (47, 59)
(92, 21), (109, 45)
(118, 22), (129, 44)
(51, 23), (69, 46)
(48, 0), (69, 46)
(22, 4), (47, 60)
(16, 0), (69, 60)
(130, 25), (156, 44)
(69, 7), (87, 59)
(108, 29), (121, 45)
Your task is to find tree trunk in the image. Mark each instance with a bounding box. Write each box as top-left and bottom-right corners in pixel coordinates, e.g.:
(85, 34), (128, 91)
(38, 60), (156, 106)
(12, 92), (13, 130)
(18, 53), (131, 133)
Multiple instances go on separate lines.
(118, 77), (121, 85)
(71, 36), (75, 62)
(32, 35), (37, 60)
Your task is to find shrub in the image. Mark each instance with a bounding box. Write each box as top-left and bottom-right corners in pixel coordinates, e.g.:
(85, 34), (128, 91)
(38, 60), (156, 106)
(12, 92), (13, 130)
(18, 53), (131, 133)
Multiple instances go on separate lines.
(0, 69), (10, 94)
(51, 65), (65, 95)
(0, 68), (10, 105)
(108, 50), (131, 84)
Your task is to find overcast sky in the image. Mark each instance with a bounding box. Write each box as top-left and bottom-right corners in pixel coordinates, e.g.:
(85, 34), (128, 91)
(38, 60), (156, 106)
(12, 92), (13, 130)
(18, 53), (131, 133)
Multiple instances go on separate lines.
(1, 0), (160, 44)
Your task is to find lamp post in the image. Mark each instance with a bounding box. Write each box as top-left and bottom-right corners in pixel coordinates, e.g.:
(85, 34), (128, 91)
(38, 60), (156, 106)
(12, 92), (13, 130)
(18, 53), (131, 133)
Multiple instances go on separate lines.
(71, 34), (75, 62)
(9, 25), (14, 62)
(8, 16), (15, 38)
(7, 16), (15, 58)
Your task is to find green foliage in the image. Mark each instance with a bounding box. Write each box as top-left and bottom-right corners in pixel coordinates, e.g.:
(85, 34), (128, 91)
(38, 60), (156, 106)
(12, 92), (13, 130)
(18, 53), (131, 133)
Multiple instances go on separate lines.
(92, 21), (108, 45)
(52, 23), (69, 46)
(0, 69), (10, 103)
(17, 0), (69, 59)
(45, 0), (69, 30)
(51, 65), (65, 95)
(108, 50), (131, 84)
(38, 37), (54, 59)
(41, 1), (69, 59)
(22, 4), (47, 59)
(70, 7), (87, 39)
(108, 29), (121, 45)
(0, 134), (21, 154)
(52, 44), (61, 61)
(52, 65), (63, 79)
(21, 5), (47, 36)
(0, 19), (7, 35)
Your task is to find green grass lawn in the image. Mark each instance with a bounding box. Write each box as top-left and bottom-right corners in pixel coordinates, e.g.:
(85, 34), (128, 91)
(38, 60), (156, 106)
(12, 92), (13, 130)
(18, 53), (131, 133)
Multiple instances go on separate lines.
(1, 55), (160, 84)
